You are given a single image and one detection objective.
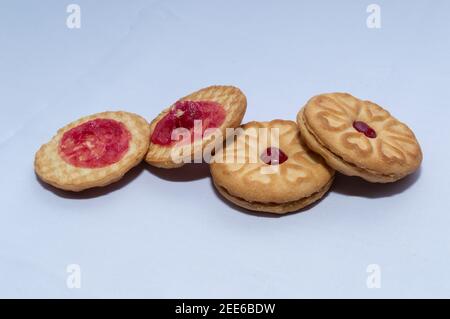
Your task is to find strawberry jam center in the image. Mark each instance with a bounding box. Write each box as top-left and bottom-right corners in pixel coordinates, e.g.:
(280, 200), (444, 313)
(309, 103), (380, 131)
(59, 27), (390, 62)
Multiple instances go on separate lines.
(260, 147), (288, 165)
(151, 100), (226, 146)
(353, 121), (377, 138)
(59, 118), (131, 168)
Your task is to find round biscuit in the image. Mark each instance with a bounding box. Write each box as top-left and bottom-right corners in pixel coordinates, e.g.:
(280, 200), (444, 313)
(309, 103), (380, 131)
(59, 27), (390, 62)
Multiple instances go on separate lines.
(297, 93), (422, 183)
(210, 120), (335, 214)
(35, 111), (150, 191)
(145, 85), (247, 168)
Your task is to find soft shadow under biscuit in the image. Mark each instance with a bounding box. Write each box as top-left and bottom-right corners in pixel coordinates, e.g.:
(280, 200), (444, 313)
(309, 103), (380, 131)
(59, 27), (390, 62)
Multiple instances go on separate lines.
(332, 168), (421, 199)
(146, 163), (210, 182)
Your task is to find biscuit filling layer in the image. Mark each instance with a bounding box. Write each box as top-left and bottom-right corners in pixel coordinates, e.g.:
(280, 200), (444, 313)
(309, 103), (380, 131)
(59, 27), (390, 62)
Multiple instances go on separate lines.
(260, 147), (288, 165)
(353, 121), (377, 138)
(151, 100), (226, 146)
(59, 118), (131, 168)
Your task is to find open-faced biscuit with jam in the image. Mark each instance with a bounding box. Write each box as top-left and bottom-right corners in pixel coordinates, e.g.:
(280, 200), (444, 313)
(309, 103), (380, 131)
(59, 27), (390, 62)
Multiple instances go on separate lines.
(210, 120), (334, 214)
(146, 85), (247, 168)
(35, 111), (150, 191)
(297, 93), (422, 183)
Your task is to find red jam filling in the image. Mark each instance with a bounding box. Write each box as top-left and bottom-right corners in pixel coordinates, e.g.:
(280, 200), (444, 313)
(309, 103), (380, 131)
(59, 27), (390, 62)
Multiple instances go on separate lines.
(353, 121), (377, 138)
(260, 147), (288, 165)
(59, 118), (131, 168)
(151, 100), (226, 146)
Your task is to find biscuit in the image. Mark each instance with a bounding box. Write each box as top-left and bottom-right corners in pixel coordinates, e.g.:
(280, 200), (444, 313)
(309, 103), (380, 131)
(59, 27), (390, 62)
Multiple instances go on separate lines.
(35, 111), (150, 191)
(297, 93), (422, 183)
(210, 120), (335, 214)
(145, 85), (247, 168)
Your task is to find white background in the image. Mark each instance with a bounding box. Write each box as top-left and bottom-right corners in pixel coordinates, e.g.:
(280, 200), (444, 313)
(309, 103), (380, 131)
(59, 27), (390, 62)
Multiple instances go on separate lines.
(0, 0), (449, 298)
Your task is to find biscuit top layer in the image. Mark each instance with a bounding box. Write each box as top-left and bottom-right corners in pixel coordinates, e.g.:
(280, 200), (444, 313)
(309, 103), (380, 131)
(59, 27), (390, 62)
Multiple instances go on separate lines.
(302, 93), (422, 176)
(211, 120), (334, 204)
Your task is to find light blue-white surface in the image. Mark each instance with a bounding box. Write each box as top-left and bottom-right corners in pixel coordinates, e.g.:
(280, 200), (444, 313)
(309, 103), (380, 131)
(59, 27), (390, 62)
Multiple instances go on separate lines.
(0, 0), (449, 298)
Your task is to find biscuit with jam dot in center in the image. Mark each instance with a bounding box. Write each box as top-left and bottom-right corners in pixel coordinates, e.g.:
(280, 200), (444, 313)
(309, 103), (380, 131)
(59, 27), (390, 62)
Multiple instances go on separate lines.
(210, 120), (335, 214)
(297, 93), (422, 183)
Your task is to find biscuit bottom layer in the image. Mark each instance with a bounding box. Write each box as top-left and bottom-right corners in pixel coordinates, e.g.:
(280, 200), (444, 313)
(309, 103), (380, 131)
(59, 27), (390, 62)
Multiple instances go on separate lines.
(300, 112), (400, 182)
(214, 178), (333, 214)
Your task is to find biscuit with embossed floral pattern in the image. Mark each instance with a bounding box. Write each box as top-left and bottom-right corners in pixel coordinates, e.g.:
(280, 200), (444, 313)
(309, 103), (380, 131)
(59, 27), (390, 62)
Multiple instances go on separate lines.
(210, 120), (334, 214)
(297, 93), (422, 183)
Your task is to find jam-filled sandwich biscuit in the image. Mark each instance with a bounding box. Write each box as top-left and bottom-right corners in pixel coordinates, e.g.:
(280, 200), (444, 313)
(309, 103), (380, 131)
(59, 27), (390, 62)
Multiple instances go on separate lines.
(297, 93), (422, 183)
(210, 120), (335, 214)
(35, 111), (150, 191)
(146, 85), (246, 168)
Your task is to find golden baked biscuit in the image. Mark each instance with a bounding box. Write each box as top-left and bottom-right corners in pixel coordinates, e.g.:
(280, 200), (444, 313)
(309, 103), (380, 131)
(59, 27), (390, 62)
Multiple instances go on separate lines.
(35, 111), (150, 191)
(297, 93), (422, 183)
(210, 120), (335, 214)
(146, 85), (247, 168)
